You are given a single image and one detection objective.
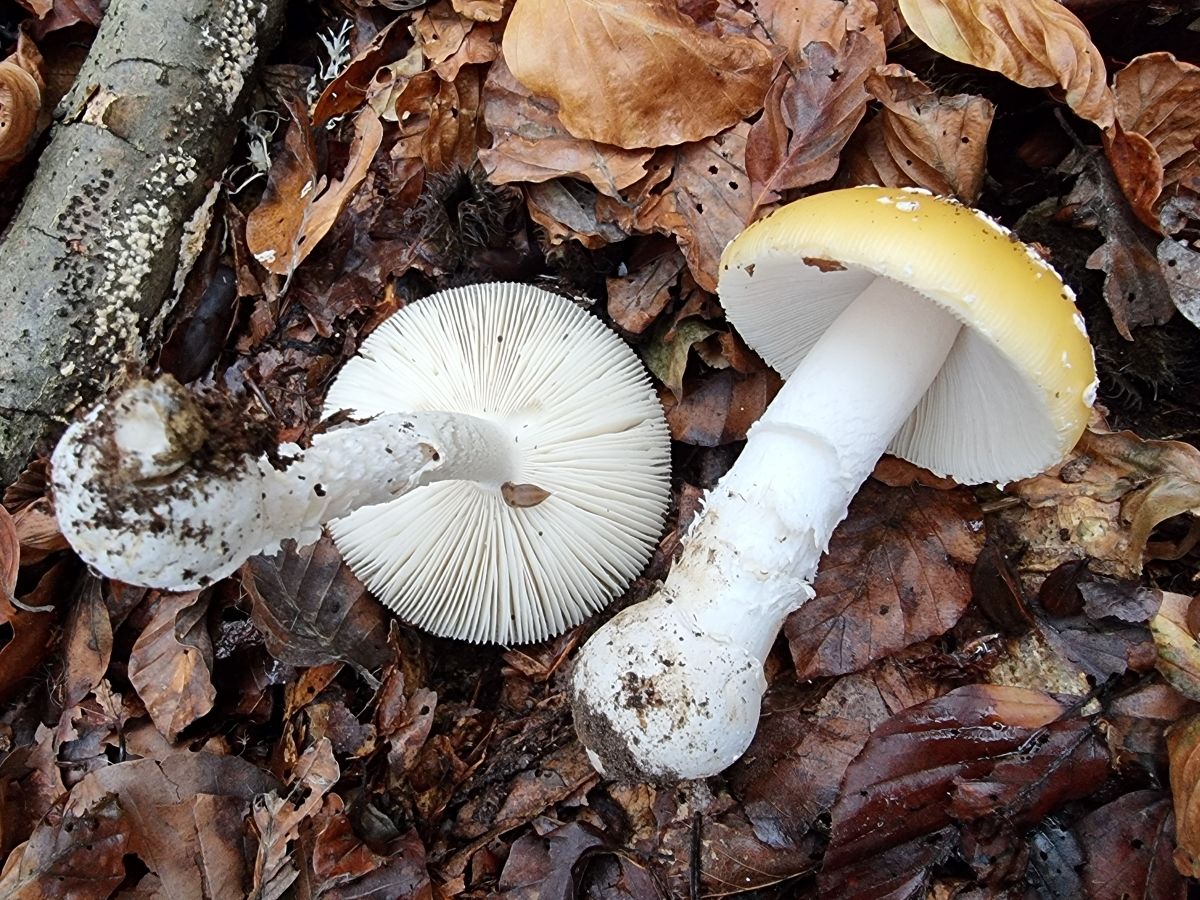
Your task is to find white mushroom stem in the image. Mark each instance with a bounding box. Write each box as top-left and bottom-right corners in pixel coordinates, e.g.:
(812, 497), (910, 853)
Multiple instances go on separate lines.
(572, 279), (963, 780)
(51, 376), (523, 590)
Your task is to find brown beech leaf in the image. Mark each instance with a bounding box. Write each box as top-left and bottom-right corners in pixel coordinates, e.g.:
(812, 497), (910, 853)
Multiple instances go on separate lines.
(246, 103), (383, 278)
(821, 685), (1111, 898)
(1159, 237), (1200, 329)
(605, 240), (685, 334)
(663, 366), (782, 446)
(636, 123), (754, 292)
(60, 575), (110, 708)
(128, 591), (215, 742)
(1103, 681), (1198, 772)
(311, 795), (432, 898)
(843, 65), (995, 202)
(67, 752), (280, 897)
(525, 180), (628, 250)
(0, 561), (67, 703)
(785, 480), (985, 679)
(748, 0), (881, 58)
(1152, 592), (1200, 701)
(0, 505), (17, 614)
(898, 0), (1114, 128)
(415, 0), (502, 81)
(727, 673), (893, 847)
(313, 18), (410, 127)
(479, 59), (652, 198)
(1009, 429), (1200, 578)
(1168, 715), (1200, 878)
(251, 738), (340, 899)
(1077, 790), (1185, 898)
(0, 793), (128, 899)
(392, 67), (485, 172)
(0, 58), (41, 165)
(1109, 52), (1200, 234)
(503, 0), (774, 149)
(746, 33), (882, 211)
(245, 535), (392, 682)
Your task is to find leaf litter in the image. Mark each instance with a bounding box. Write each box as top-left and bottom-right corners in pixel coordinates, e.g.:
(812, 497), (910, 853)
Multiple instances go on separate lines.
(1, 0), (1200, 896)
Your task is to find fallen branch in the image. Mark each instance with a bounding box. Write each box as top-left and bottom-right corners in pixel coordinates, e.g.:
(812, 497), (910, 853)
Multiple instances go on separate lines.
(0, 0), (288, 484)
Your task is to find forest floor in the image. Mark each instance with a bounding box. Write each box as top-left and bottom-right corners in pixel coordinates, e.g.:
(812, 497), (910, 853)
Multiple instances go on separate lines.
(1, 0), (1200, 897)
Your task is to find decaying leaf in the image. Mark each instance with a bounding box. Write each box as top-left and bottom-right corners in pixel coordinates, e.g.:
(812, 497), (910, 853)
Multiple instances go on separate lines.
(785, 479), (985, 679)
(246, 102), (383, 279)
(842, 65), (995, 202)
(479, 59), (652, 197)
(245, 535), (392, 682)
(663, 366), (782, 446)
(605, 240), (685, 334)
(1107, 52), (1200, 235)
(503, 0), (774, 149)
(746, 32), (882, 210)
(251, 738), (339, 899)
(640, 316), (717, 400)
(1168, 715), (1200, 878)
(821, 685), (1110, 896)
(311, 795), (432, 898)
(1152, 592), (1200, 701)
(1159, 237), (1200, 329)
(0, 58), (41, 165)
(128, 591), (216, 742)
(898, 0), (1114, 128)
(1077, 790), (1184, 898)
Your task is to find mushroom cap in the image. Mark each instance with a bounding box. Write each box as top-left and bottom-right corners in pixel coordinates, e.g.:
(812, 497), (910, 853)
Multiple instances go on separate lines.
(719, 186), (1098, 483)
(324, 283), (671, 645)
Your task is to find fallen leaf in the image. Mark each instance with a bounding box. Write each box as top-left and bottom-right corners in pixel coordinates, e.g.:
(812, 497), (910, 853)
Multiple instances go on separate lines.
(479, 59), (652, 198)
(746, 32), (882, 210)
(250, 738), (340, 899)
(640, 316), (718, 400)
(60, 575), (110, 708)
(842, 65), (995, 202)
(525, 179), (628, 249)
(245, 535), (392, 683)
(636, 123), (755, 292)
(246, 102), (383, 279)
(392, 67), (485, 172)
(1027, 819), (1086, 899)
(0, 561), (67, 703)
(311, 795), (433, 899)
(12, 499), (68, 565)
(605, 240), (685, 334)
(1078, 789), (1185, 895)
(663, 366), (782, 446)
(312, 18), (411, 127)
(1159, 237), (1200, 329)
(503, 0), (774, 149)
(1103, 681), (1197, 772)
(898, 0), (1114, 128)
(821, 685), (1110, 897)
(747, 0), (881, 58)
(1152, 592), (1200, 701)
(415, 0), (502, 81)
(128, 591), (216, 741)
(1108, 52), (1200, 234)
(1168, 715), (1200, 878)
(496, 821), (609, 897)
(0, 58), (40, 166)
(785, 480), (985, 679)
(0, 793), (128, 899)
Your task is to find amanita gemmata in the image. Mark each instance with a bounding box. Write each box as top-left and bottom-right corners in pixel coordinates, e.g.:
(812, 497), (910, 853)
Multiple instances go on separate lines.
(572, 186), (1099, 781)
(52, 283), (671, 644)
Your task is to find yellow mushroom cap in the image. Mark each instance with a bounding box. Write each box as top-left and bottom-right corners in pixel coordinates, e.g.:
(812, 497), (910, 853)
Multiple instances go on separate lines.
(719, 186), (1098, 483)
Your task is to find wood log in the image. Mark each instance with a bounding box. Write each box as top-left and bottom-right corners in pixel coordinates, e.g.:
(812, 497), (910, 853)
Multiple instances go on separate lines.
(0, 0), (288, 484)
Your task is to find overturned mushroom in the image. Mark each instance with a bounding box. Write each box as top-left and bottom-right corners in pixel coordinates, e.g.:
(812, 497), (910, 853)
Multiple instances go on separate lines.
(571, 186), (1098, 780)
(53, 282), (671, 643)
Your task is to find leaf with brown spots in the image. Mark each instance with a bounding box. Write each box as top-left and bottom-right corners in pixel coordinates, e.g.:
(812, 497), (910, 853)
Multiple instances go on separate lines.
(1152, 592), (1200, 701)
(310, 795), (433, 899)
(605, 240), (685, 335)
(842, 65), (995, 202)
(785, 480), (985, 679)
(479, 59), (652, 198)
(663, 366), (782, 446)
(128, 591), (215, 742)
(503, 0), (774, 149)
(746, 32), (882, 211)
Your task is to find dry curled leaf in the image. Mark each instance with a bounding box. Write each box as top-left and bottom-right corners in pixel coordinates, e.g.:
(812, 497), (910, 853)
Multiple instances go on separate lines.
(0, 59), (41, 164)
(785, 480), (985, 679)
(843, 65), (995, 202)
(1106, 52), (1200, 235)
(503, 0), (774, 149)
(898, 0), (1114, 128)
(246, 102), (383, 279)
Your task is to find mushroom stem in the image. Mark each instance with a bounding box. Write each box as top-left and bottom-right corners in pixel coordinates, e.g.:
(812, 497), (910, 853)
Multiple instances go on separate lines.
(51, 376), (522, 590)
(572, 279), (962, 780)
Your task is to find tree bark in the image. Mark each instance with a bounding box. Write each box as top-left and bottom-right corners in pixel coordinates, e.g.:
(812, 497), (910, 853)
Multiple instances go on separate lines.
(0, 0), (288, 484)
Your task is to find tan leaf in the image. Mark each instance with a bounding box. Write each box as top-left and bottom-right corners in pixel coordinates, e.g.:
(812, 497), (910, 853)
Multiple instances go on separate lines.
(898, 0), (1114, 128)
(606, 241), (686, 334)
(416, 0), (503, 80)
(1168, 714), (1200, 877)
(1153, 592), (1200, 702)
(250, 739), (340, 899)
(0, 58), (41, 164)
(637, 123), (755, 292)
(392, 67), (484, 172)
(503, 0), (775, 149)
(843, 65), (995, 202)
(128, 591), (216, 741)
(312, 18), (411, 127)
(746, 32), (882, 210)
(246, 103), (383, 278)
(478, 59), (651, 197)
(452, 0), (506, 21)
(524, 180), (627, 250)
(1108, 53), (1200, 234)
(748, 0), (881, 58)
